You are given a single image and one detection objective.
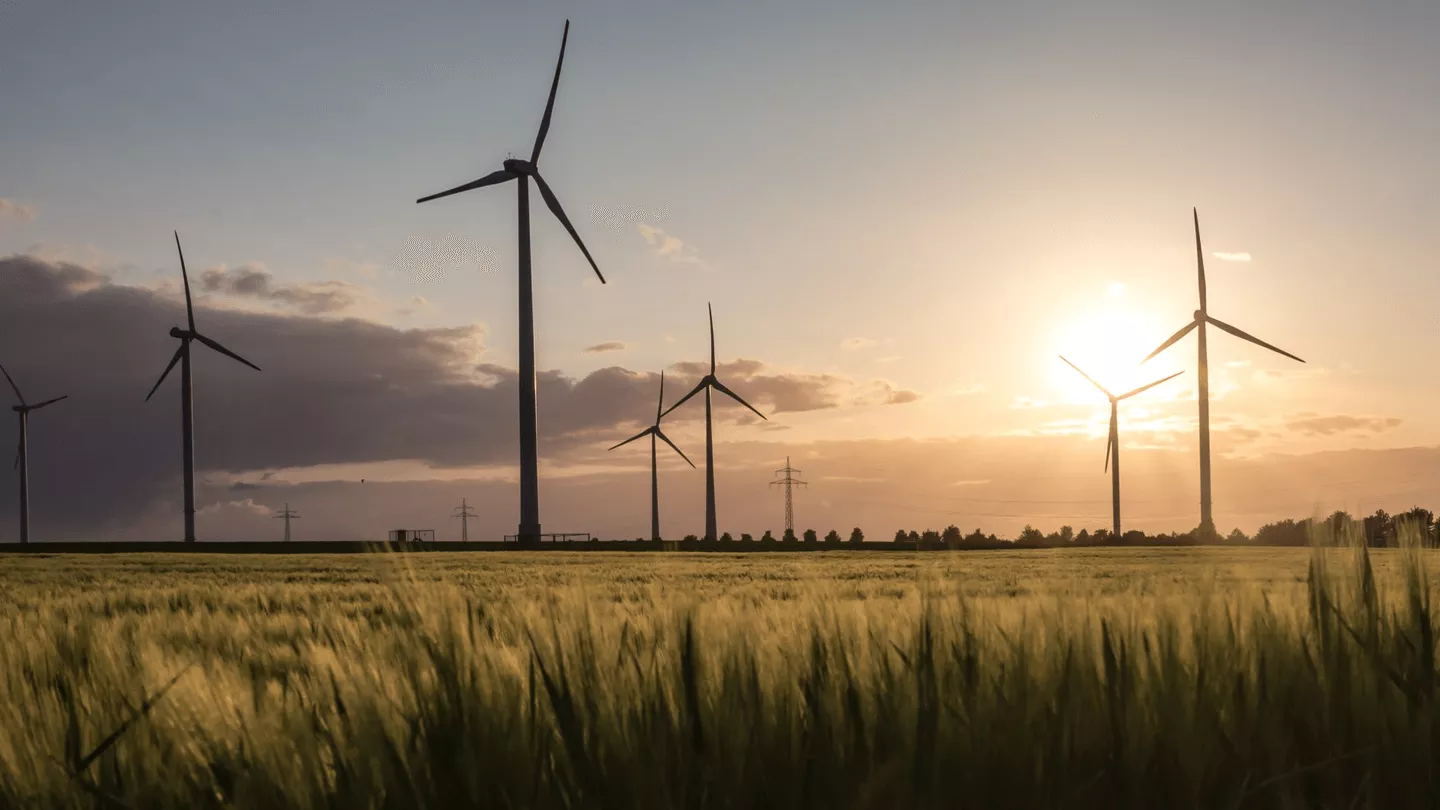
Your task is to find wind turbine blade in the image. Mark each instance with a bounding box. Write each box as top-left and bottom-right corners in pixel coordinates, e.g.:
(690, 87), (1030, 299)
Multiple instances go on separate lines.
(531, 19), (569, 164)
(1116, 371), (1184, 400)
(708, 302), (716, 374)
(655, 428), (696, 468)
(193, 333), (261, 371)
(660, 379), (709, 420)
(532, 173), (605, 283)
(1057, 355), (1112, 399)
(0, 364), (24, 405)
(1193, 208), (1207, 314)
(145, 345), (185, 402)
(1142, 319), (1199, 364)
(712, 378), (767, 421)
(655, 371), (665, 424)
(416, 169), (517, 204)
(175, 231), (196, 332)
(1105, 409), (1118, 473)
(1205, 316), (1304, 364)
(31, 395), (68, 410)
(608, 426), (653, 451)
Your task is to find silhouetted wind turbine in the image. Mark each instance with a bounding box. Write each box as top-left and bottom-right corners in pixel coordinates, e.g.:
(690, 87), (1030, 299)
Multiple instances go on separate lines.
(2, 364), (67, 544)
(145, 232), (261, 543)
(609, 372), (695, 542)
(1060, 356), (1182, 540)
(415, 19), (603, 546)
(662, 304), (766, 541)
(1143, 209), (1303, 535)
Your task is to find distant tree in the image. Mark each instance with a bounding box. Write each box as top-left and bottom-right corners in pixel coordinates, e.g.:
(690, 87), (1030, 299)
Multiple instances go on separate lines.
(1226, 528), (1249, 544)
(920, 529), (942, 550)
(1395, 507), (1436, 547)
(740, 533), (754, 544)
(1059, 525), (1075, 545)
(803, 528), (819, 545)
(1076, 528), (1090, 545)
(849, 527), (865, 545)
(1363, 509), (1394, 547)
(1121, 530), (1147, 546)
(1254, 519), (1311, 547)
(894, 529), (908, 544)
(941, 525), (962, 549)
(825, 529), (842, 545)
(683, 534), (698, 543)
(720, 532), (734, 543)
(783, 528), (798, 544)
(761, 530), (776, 544)
(965, 528), (988, 547)
(987, 533), (999, 545)
(1017, 525), (1045, 547)
(1092, 528), (1112, 544)
(907, 530), (921, 545)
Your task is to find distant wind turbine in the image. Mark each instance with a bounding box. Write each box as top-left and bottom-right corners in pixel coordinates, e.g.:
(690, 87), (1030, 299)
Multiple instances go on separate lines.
(662, 304), (766, 541)
(609, 371), (695, 542)
(1143, 209), (1303, 534)
(145, 232), (261, 543)
(2, 364), (67, 544)
(1060, 356), (1182, 540)
(415, 19), (603, 546)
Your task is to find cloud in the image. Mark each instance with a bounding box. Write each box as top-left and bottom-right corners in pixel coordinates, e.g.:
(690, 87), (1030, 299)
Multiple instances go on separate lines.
(198, 264), (367, 316)
(950, 479), (991, 487)
(636, 223), (702, 265)
(0, 199), (37, 223)
(584, 341), (627, 354)
(885, 388), (921, 405)
(841, 337), (878, 351)
(1212, 252), (1252, 262)
(197, 498), (271, 516)
(1284, 414), (1403, 437)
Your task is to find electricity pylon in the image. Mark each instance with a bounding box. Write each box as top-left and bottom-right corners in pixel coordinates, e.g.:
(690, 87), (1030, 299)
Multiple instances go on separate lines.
(273, 503), (300, 542)
(769, 456), (807, 535)
(452, 498), (478, 542)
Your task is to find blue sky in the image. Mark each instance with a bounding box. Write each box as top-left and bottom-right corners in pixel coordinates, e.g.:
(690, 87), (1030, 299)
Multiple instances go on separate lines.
(2, 0), (1439, 538)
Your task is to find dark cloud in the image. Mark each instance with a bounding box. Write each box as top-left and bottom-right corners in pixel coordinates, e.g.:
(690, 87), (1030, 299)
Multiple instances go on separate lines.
(0, 256), (868, 538)
(583, 341), (627, 354)
(198, 264), (364, 315)
(1284, 414), (1403, 437)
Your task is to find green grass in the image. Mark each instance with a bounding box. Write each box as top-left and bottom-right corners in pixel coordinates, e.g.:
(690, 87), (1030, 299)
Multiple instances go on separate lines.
(3, 537), (1440, 808)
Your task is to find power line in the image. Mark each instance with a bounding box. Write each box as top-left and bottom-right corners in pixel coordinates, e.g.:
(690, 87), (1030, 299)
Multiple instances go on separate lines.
(451, 497), (477, 542)
(272, 503), (301, 543)
(770, 456), (807, 534)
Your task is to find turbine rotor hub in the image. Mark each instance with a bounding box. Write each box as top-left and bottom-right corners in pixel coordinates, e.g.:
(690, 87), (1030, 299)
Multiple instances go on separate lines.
(1193, 309), (1205, 321)
(503, 158), (536, 175)
(169, 326), (191, 339)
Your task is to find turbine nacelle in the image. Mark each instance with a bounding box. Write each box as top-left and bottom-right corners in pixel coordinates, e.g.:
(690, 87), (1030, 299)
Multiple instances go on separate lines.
(502, 158), (537, 175)
(168, 327), (193, 339)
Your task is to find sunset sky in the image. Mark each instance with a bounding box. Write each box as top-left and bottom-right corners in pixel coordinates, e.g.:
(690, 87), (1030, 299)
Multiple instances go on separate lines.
(2, 0), (1438, 542)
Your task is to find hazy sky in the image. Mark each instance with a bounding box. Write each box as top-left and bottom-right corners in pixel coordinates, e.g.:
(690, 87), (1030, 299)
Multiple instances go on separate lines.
(2, 0), (1438, 541)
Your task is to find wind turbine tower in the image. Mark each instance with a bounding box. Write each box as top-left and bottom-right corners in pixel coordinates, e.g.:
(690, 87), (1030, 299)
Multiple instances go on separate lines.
(415, 20), (604, 546)
(273, 503), (300, 543)
(2, 364), (67, 545)
(1143, 209), (1303, 535)
(770, 457), (807, 535)
(452, 498), (478, 542)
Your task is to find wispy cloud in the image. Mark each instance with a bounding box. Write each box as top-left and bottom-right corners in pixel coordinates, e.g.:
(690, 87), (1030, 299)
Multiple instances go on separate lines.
(584, 341), (627, 354)
(199, 264), (369, 316)
(950, 479), (991, 487)
(637, 223), (702, 265)
(1284, 414), (1403, 437)
(1010, 396), (1051, 410)
(0, 199), (37, 222)
(1212, 252), (1252, 262)
(841, 337), (878, 351)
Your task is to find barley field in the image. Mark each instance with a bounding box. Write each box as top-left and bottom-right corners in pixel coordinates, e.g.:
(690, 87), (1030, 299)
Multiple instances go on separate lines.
(2, 536), (1439, 809)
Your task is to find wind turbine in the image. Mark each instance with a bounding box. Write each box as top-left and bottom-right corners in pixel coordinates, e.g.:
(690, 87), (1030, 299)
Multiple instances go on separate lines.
(145, 232), (261, 543)
(2, 364), (67, 544)
(609, 371), (695, 542)
(1143, 209), (1304, 535)
(662, 304), (767, 541)
(1059, 356), (1182, 540)
(415, 19), (603, 546)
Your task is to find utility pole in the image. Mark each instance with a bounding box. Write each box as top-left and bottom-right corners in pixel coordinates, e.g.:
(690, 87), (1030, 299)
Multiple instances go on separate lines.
(452, 497), (477, 542)
(769, 456), (807, 535)
(273, 502), (300, 542)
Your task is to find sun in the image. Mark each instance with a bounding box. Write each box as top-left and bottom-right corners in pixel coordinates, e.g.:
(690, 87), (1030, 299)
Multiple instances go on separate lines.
(1048, 302), (1176, 407)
